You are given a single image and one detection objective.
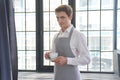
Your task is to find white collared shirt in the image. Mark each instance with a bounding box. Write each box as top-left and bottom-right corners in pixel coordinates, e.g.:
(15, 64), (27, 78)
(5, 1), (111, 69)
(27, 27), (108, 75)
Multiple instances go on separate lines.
(51, 25), (90, 66)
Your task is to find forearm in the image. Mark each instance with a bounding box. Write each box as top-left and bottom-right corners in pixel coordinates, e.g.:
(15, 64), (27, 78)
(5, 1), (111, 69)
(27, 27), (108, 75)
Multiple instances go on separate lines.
(67, 55), (90, 65)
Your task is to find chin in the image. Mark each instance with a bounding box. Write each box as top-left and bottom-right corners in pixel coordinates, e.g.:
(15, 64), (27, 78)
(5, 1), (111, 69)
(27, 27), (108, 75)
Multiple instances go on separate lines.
(60, 25), (64, 28)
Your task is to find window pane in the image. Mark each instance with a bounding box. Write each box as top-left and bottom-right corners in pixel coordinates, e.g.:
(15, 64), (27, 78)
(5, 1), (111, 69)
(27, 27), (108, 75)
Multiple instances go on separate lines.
(26, 32), (36, 50)
(18, 51), (25, 70)
(26, 51), (36, 70)
(62, 0), (68, 4)
(76, 12), (87, 30)
(88, 31), (100, 50)
(13, 0), (25, 12)
(50, 12), (60, 31)
(89, 51), (100, 71)
(101, 31), (113, 51)
(101, 0), (113, 9)
(16, 32), (25, 50)
(50, 0), (61, 11)
(88, 11), (100, 30)
(44, 32), (50, 50)
(15, 13), (25, 31)
(89, 0), (100, 10)
(26, 0), (35, 12)
(44, 12), (50, 31)
(26, 13), (36, 31)
(101, 11), (113, 30)
(101, 52), (113, 72)
(76, 0), (87, 10)
(50, 32), (58, 49)
(43, 0), (49, 11)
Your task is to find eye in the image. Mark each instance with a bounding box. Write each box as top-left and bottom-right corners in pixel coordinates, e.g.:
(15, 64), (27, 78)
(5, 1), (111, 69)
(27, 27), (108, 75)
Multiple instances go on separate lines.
(60, 16), (65, 19)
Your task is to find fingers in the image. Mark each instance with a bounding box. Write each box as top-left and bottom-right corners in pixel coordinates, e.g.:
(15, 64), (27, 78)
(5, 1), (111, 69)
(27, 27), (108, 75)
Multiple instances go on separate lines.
(45, 53), (67, 66)
(44, 52), (51, 59)
(54, 56), (67, 66)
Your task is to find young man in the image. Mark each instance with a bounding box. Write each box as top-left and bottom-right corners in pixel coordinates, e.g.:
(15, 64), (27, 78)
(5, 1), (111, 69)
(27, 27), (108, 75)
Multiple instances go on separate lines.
(45, 5), (90, 80)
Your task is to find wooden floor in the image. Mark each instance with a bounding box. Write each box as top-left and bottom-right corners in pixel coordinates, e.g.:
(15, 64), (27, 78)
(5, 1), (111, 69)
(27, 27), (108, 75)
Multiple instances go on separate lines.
(18, 72), (120, 80)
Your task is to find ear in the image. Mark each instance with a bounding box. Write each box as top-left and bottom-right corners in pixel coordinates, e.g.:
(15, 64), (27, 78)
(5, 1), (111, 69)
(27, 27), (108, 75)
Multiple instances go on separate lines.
(69, 14), (73, 20)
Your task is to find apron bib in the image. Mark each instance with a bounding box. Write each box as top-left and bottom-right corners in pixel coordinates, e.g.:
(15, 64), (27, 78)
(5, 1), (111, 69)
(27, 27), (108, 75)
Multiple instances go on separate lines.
(54, 27), (80, 80)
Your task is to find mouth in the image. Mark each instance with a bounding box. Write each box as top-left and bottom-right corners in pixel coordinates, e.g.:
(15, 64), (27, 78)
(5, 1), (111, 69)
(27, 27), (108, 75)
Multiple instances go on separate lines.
(59, 23), (64, 26)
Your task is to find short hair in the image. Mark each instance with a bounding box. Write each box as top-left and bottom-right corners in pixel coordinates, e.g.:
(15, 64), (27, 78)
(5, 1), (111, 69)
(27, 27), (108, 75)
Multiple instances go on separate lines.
(55, 5), (73, 17)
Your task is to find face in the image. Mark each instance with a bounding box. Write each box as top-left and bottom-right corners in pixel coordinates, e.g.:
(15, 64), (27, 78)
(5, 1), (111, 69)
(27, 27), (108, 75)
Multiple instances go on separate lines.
(55, 11), (72, 31)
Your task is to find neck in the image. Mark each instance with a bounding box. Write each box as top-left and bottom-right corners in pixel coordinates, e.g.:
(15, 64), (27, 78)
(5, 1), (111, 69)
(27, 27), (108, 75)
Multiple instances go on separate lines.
(61, 24), (71, 32)
(62, 27), (67, 32)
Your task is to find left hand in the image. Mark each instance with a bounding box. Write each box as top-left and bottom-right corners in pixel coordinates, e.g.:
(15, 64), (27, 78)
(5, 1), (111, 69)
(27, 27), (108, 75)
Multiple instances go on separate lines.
(54, 56), (67, 66)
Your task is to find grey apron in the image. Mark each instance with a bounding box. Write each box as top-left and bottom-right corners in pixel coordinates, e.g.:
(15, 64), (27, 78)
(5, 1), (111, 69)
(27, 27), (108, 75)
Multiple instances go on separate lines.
(54, 27), (80, 80)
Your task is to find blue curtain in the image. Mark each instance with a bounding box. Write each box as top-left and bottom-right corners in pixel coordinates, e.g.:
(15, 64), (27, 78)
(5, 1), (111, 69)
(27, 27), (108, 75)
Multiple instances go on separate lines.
(0, 0), (18, 80)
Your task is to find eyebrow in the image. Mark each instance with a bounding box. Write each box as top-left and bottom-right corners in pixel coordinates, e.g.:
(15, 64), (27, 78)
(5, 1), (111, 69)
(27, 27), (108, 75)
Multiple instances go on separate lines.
(56, 16), (65, 19)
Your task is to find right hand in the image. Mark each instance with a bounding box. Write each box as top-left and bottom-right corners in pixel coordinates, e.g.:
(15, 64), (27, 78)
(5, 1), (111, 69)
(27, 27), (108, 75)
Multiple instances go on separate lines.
(44, 51), (51, 59)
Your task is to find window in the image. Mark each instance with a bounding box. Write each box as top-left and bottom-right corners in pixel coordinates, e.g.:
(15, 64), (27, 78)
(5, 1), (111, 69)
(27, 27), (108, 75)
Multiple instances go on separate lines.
(13, 0), (118, 72)
(76, 0), (114, 72)
(13, 0), (36, 70)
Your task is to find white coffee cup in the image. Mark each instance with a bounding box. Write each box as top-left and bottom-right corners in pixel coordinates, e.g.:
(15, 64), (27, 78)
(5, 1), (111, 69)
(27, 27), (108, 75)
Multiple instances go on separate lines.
(49, 52), (58, 61)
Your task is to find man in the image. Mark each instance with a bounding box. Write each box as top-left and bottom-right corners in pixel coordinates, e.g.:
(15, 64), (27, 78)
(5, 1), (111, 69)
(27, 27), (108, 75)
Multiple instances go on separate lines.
(45, 4), (90, 80)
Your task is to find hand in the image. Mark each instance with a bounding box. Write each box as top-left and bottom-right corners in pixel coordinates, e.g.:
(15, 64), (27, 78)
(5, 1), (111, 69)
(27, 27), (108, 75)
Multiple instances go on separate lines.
(44, 52), (51, 59)
(54, 56), (67, 66)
